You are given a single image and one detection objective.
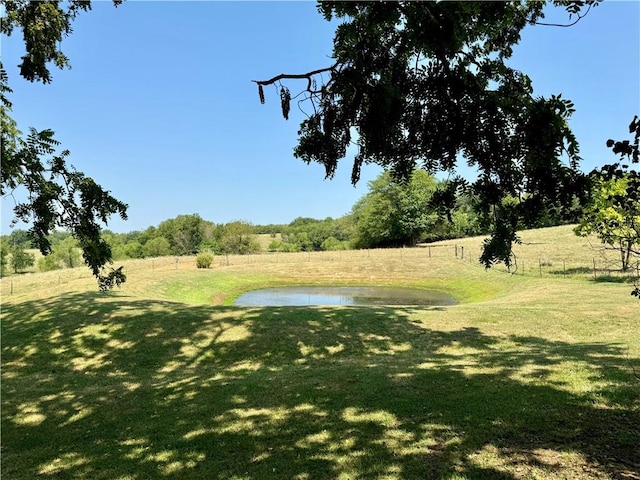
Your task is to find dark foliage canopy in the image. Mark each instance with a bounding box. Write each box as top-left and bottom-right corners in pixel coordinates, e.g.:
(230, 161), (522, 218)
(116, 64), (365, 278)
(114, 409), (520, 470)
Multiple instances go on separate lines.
(255, 1), (600, 268)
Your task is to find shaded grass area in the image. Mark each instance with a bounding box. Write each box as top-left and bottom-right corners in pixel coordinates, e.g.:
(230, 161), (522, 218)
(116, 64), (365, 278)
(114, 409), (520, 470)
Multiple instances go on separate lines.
(2, 292), (639, 479)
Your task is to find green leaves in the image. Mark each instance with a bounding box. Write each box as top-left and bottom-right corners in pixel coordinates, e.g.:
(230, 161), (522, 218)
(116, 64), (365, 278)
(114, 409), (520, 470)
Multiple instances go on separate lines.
(606, 117), (639, 164)
(351, 170), (444, 248)
(576, 175), (639, 271)
(156, 214), (209, 255)
(219, 220), (261, 255)
(9, 243), (35, 273)
(3, 125), (128, 288)
(479, 202), (522, 270)
(577, 117), (640, 296)
(97, 266), (126, 292)
(0, 1), (98, 83)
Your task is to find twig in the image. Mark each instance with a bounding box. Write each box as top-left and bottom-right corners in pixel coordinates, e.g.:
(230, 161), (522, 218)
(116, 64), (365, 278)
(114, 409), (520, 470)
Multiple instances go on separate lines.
(510, 2), (595, 28)
(534, 4), (593, 28)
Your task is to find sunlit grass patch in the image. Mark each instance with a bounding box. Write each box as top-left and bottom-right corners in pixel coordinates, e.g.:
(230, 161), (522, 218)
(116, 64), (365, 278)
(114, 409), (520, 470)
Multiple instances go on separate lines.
(37, 452), (90, 475)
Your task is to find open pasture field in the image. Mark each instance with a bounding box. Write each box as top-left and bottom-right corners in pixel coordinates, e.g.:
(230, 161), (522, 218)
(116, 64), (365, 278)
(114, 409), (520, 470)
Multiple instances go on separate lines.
(2, 226), (639, 479)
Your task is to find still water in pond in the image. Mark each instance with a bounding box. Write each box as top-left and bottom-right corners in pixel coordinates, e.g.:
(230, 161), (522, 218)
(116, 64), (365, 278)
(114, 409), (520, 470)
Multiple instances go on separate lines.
(234, 286), (458, 307)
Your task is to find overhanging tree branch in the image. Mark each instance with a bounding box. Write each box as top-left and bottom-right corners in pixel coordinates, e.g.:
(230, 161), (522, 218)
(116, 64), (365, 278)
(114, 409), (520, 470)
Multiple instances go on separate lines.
(1, 1), (128, 290)
(252, 65), (337, 91)
(509, 1), (598, 28)
(252, 65), (338, 120)
(255, 1), (595, 273)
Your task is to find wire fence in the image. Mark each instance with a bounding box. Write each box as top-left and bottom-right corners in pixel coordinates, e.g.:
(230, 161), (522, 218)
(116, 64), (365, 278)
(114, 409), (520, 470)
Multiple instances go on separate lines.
(211, 244), (639, 281)
(2, 243), (638, 298)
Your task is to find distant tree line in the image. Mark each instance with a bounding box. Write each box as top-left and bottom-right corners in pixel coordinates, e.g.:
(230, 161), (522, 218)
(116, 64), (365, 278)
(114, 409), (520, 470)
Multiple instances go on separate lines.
(101, 215), (261, 261)
(256, 170), (580, 252)
(1, 169), (587, 277)
(0, 216), (260, 276)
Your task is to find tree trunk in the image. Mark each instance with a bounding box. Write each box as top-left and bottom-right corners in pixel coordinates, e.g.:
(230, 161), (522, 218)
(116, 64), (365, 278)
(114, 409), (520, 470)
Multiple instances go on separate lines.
(621, 240), (632, 272)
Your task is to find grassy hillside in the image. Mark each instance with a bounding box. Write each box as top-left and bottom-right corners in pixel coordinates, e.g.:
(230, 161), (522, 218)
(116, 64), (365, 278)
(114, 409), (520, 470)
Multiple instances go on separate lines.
(2, 225), (638, 479)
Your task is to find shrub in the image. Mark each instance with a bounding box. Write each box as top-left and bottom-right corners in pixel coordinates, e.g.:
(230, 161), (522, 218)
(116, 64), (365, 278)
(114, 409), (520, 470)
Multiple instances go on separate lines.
(196, 252), (214, 269)
(38, 255), (62, 272)
(321, 236), (350, 251)
(268, 240), (286, 252)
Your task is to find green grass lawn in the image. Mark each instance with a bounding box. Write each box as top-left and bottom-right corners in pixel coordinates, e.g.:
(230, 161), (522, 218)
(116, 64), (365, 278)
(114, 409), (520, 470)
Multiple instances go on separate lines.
(2, 226), (639, 479)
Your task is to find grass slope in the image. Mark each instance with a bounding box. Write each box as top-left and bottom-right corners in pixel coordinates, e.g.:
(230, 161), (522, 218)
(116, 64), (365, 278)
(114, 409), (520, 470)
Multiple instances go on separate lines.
(2, 225), (639, 479)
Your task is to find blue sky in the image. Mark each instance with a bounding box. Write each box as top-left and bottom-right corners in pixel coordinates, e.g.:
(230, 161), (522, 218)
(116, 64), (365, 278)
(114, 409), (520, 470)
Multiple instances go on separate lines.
(1, 1), (639, 234)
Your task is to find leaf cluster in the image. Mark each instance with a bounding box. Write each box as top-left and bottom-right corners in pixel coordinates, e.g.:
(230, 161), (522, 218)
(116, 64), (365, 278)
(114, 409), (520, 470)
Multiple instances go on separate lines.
(1, 0), (122, 83)
(584, 117), (640, 297)
(273, 216), (352, 252)
(2, 125), (128, 288)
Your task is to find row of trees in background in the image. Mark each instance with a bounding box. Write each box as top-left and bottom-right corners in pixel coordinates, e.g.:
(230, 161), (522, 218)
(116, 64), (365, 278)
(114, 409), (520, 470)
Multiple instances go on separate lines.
(103, 215), (261, 260)
(1, 229), (86, 275)
(261, 169), (580, 253)
(0, 214), (259, 275)
(3, 164), (600, 277)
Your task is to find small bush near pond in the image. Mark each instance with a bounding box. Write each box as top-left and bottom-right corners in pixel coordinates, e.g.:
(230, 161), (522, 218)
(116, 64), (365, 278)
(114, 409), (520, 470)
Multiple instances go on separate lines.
(196, 252), (214, 268)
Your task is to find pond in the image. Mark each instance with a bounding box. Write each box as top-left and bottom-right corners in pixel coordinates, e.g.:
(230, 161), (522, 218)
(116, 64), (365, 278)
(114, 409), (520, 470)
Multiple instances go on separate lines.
(234, 286), (458, 307)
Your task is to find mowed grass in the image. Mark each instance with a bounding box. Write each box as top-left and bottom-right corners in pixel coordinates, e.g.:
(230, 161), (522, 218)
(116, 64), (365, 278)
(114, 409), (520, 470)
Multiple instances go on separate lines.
(2, 225), (639, 479)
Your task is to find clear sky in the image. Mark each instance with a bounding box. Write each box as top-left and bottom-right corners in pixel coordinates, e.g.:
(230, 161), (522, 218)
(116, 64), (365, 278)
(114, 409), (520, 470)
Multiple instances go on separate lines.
(1, 1), (639, 234)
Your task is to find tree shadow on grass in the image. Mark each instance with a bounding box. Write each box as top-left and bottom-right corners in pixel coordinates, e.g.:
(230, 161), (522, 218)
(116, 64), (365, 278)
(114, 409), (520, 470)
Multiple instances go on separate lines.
(2, 292), (639, 479)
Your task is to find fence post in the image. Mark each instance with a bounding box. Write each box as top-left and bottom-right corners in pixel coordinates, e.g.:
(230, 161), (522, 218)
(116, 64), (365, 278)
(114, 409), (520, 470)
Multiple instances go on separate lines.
(10, 281), (13, 295)
(455, 245), (458, 258)
(461, 246), (464, 260)
(539, 259), (542, 278)
(593, 258), (597, 280)
(563, 260), (566, 278)
(428, 246), (431, 258)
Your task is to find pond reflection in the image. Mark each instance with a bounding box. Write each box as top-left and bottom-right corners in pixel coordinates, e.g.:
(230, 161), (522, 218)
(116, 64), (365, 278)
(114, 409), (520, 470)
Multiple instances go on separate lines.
(234, 286), (458, 307)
